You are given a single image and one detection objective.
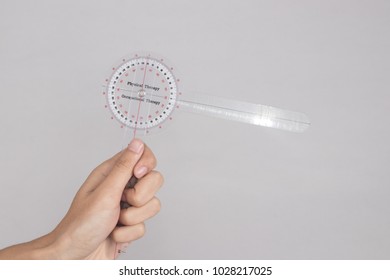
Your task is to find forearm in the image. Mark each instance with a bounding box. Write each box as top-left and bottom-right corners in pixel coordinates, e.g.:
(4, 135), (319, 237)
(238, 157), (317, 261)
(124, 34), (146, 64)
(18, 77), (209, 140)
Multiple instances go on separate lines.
(0, 233), (58, 260)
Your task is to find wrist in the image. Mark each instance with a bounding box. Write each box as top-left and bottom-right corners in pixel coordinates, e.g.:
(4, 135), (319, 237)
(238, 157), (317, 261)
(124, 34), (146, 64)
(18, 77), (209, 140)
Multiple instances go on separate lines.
(39, 232), (71, 260)
(28, 231), (70, 260)
(32, 242), (59, 260)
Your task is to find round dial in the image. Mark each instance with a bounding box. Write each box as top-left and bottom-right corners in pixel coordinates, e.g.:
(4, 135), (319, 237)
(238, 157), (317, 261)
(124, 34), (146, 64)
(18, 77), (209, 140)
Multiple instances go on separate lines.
(104, 55), (178, 132)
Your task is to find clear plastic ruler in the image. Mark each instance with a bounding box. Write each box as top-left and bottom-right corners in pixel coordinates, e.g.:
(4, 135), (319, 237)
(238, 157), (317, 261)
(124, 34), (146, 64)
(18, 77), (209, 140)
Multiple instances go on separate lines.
(102, 53), (310, 140)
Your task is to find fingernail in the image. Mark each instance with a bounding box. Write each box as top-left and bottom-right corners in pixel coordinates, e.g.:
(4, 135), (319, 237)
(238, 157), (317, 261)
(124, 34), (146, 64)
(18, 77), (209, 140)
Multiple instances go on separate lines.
(135, 166), (148, 178)
(128, 139), (144, 154)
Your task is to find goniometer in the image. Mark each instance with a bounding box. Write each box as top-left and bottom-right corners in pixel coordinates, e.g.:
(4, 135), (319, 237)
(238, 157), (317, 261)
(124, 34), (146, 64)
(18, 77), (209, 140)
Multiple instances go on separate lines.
(102, 54), (310, 137)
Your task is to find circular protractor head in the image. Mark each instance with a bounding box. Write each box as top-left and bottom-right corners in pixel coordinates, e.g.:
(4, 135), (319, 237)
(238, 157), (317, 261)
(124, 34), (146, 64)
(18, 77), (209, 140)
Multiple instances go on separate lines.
(104, 54), (179, 134)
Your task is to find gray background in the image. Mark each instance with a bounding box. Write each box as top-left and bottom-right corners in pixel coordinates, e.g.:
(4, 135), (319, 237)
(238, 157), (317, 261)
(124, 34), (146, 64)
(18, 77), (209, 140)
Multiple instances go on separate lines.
(0, 0), (389, 259)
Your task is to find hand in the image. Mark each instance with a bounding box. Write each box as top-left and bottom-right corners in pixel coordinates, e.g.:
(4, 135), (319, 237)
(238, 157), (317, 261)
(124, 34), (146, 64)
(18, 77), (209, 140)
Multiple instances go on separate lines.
(0, 139), (163, 259)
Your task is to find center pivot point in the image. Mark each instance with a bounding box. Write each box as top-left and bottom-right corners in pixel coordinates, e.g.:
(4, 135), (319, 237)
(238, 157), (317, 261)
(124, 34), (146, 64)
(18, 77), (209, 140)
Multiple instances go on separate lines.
(138, 90), (146, 98)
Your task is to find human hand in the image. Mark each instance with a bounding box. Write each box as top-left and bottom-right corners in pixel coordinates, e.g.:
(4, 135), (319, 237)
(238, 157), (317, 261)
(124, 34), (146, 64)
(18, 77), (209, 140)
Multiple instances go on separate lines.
(0, 139), (163, 259)
(54, 139), (163, 259)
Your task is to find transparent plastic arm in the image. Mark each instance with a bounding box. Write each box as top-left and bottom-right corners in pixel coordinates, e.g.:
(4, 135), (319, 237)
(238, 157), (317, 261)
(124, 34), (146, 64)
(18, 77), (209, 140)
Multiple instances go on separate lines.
(177, 94), (311, 133)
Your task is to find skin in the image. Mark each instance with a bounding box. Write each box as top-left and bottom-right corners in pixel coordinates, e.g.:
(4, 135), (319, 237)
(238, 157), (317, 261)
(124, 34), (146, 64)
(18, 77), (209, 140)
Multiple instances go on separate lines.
(0, 139), (163, 259)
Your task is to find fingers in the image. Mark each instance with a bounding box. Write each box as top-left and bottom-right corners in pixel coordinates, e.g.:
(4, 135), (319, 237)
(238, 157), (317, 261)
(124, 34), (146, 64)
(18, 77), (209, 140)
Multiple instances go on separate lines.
(133, 145), (157, 179)
(112, 198), (161, 243)
(119, 197), (161, 225)
(111, 223), (146, 243)
(114, 173), (163, 244)
(82, 143), (157, 193)
(124, 171), (164, 207)
(97, 139), (144, 198)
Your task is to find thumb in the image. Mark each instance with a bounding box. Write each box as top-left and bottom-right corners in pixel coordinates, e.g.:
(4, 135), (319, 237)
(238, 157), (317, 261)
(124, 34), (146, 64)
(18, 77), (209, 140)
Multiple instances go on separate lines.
(97, 138), (144, 198)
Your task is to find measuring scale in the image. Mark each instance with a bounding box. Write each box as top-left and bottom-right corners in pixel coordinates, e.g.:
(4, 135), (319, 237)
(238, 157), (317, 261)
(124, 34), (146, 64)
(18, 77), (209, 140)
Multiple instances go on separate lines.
(103, 54), (311, 138)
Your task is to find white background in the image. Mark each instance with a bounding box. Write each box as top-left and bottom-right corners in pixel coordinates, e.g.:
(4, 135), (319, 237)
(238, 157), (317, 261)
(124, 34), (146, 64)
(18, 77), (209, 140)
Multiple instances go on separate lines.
(0, 0), (389, 259)
(2, 260), (390, 279)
